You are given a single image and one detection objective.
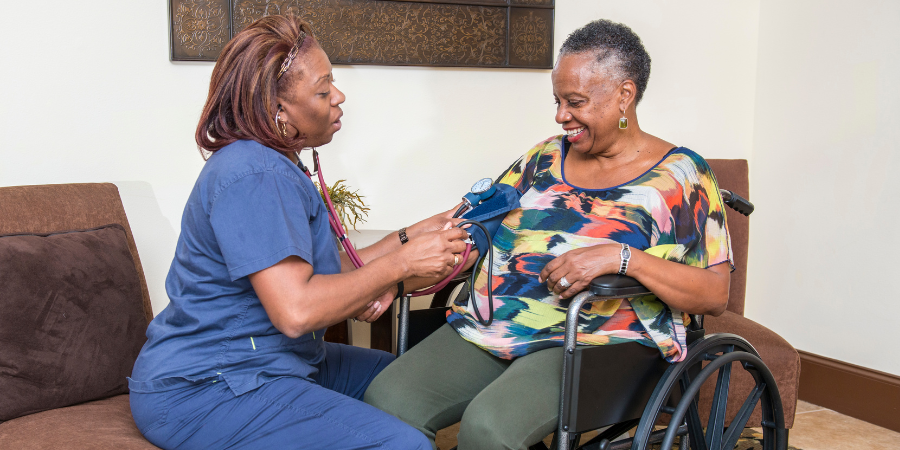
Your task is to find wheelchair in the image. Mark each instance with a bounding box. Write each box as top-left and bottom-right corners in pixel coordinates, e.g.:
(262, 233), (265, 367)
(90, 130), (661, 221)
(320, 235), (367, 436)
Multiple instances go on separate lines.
(394, 160), (796, 450)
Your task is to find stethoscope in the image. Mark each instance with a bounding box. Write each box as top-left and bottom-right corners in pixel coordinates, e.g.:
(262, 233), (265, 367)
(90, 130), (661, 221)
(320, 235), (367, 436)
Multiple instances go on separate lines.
(296, 150), (495, 326)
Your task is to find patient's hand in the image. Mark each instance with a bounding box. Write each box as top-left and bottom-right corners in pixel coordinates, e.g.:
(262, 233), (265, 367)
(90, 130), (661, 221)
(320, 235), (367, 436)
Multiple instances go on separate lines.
(539, 244), (621, 299)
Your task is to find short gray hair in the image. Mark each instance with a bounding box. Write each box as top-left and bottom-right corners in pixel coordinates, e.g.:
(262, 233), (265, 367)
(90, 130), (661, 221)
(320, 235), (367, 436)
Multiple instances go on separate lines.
(559, 19), (651, 104)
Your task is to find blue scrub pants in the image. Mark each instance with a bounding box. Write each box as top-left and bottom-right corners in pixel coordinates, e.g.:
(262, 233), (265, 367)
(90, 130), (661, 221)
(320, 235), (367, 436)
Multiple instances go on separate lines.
(130, 342), (430, 450)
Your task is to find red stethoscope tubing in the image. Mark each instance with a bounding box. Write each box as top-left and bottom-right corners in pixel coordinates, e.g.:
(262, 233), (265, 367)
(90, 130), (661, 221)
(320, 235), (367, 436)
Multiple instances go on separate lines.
(301, 150), (472, 297)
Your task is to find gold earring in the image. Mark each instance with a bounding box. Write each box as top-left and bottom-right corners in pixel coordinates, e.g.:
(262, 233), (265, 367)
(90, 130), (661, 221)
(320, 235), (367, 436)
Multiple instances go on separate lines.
(276, 108), (288, 137)
(618, 110), (628, 130)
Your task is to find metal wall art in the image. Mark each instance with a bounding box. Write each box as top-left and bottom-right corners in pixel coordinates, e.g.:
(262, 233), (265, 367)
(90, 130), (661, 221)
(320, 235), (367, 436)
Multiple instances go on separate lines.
(170, 0), (554, 68)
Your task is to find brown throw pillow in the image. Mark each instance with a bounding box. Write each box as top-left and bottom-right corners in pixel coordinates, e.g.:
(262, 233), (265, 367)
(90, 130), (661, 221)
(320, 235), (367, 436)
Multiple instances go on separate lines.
(0, 224), (147, 422)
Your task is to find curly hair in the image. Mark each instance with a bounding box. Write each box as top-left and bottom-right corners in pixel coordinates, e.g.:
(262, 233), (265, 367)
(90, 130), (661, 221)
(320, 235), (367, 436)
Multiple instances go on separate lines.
(559, 19), (651, 104)
(195, 15), (318, 156)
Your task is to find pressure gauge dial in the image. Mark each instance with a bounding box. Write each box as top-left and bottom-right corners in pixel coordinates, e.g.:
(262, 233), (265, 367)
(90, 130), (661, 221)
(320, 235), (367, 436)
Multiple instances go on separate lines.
(471, 178), (494, 194)
(462, 177), (498, 209)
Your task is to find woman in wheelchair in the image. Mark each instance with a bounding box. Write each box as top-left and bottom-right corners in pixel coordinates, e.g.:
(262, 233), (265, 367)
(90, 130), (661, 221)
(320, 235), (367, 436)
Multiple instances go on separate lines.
(364, 19), (734, 450)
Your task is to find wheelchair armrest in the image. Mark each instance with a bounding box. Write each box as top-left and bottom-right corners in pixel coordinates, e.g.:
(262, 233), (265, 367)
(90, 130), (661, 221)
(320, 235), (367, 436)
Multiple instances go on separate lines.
(588, 275), (705, 331)
(589, 274), (651, 297)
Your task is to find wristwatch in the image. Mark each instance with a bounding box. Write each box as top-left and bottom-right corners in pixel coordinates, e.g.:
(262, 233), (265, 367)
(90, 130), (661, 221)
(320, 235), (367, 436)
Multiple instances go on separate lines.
(618, 243), (631, 275)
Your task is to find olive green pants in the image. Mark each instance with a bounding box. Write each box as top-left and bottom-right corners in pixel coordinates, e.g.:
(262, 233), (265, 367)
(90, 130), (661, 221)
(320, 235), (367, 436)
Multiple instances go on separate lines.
(363, 324), (563, 450)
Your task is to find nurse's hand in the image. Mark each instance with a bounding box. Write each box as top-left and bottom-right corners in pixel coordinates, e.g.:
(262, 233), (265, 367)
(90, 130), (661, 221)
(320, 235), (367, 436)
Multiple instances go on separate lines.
(354, 288), (395, 323)
(404, 204), (466, 240)
(399, 225), (468, 279)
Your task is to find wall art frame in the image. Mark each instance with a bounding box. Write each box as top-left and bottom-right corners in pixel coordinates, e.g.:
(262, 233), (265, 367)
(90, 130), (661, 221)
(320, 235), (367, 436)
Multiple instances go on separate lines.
(169, 0), (554, 69)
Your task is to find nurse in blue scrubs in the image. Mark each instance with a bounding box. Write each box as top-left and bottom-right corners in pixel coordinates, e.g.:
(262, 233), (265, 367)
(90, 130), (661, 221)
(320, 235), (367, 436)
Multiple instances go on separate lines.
(128, 15), (468, 450)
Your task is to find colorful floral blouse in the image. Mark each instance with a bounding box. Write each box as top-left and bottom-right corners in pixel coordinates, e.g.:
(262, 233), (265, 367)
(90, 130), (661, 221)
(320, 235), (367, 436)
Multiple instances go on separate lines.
(448, 135), (733, 362)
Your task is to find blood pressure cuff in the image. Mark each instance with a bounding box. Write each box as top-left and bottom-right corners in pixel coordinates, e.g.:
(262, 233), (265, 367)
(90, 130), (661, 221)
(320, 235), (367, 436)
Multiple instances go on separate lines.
(461, 183), (523, 254)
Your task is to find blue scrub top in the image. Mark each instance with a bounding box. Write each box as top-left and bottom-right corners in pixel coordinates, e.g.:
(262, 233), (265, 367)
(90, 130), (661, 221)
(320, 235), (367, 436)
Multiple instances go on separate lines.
(130, 140), (340, 396)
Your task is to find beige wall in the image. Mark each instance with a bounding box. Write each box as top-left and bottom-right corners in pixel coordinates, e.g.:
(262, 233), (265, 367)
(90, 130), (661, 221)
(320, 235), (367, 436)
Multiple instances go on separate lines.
(5, 2), (893, 375)
(0, 1), (760, 318)
(749, 0), (900, 375)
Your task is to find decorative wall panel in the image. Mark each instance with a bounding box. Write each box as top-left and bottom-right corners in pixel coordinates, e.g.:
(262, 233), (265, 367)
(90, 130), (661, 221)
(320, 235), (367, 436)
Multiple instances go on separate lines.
(170, 0), (554, 68)
(508, 7), (552, 68)
(510, 0), (553, 5)
(170, 0), (232, 61)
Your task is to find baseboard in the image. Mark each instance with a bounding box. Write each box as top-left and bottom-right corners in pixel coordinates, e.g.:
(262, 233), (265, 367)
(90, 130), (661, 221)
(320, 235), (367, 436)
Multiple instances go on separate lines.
(798, 350), (900, 432)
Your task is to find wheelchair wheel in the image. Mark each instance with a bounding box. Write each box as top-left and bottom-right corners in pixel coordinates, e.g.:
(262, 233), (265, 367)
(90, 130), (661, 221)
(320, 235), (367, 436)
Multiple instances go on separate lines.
(622, 333), (788, 450)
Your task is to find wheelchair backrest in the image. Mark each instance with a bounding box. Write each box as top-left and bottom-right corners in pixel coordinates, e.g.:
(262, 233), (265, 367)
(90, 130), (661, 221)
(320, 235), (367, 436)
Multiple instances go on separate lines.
(706, 159), (749, 316)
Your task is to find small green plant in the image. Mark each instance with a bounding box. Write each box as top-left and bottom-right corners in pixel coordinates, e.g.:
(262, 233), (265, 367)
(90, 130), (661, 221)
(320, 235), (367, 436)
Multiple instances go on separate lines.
(315, 179), (370, 231)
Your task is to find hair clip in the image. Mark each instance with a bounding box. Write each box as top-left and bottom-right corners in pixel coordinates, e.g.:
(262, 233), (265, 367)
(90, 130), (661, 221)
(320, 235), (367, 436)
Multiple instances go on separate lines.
(277, 31), (307, 80)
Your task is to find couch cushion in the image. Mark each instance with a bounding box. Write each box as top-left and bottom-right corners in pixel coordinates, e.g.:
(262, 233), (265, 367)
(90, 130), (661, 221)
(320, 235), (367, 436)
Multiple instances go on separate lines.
(0, 394), (159, 449)
(0, 183), (154, 325)
(0, 225), (147, 422)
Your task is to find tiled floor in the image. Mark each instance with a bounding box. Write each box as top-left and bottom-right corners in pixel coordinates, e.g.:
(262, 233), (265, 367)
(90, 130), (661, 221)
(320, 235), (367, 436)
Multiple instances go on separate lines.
(433, 400), (900, 449)
(784, 400), (900, 450)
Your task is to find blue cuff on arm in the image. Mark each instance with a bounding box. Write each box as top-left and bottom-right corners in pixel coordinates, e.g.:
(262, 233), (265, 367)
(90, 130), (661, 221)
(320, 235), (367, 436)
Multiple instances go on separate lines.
(461, 183), (523, 254)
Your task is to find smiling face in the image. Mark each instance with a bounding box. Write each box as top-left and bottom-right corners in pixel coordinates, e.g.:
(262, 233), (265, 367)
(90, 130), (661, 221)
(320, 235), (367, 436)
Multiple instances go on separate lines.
(552, 52), (634, 155)
(277, 46), (345, 148)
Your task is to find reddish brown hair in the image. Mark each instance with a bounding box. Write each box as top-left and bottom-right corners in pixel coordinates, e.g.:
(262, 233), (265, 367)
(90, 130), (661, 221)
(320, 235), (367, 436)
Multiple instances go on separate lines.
(196, 15), (318, 156)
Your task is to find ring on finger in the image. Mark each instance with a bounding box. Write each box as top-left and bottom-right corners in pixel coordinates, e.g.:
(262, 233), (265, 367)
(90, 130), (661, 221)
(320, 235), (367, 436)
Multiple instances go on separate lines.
(453, 254), (460, 266)
(558, 276), (572, 289)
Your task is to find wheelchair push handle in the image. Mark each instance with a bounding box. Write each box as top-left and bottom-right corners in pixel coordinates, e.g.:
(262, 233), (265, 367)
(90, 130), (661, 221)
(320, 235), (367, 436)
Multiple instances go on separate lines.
(720, 188), (754, 216)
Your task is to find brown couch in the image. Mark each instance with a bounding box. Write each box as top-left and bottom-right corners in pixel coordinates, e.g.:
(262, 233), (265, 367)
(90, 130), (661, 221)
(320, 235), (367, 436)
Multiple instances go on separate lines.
(0, 183), (159, 449)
